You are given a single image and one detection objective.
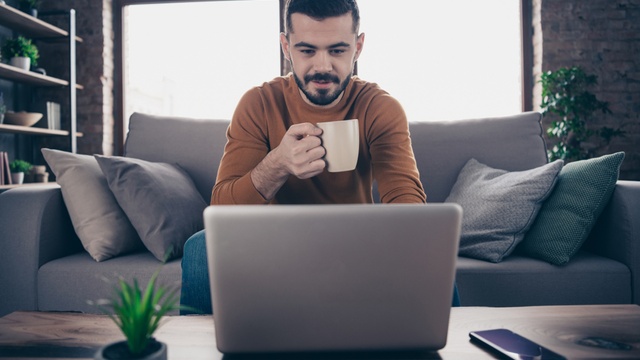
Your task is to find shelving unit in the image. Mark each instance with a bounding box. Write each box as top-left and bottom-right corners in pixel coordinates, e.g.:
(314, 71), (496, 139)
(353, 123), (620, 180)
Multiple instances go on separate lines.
(0, 3), (81, 190)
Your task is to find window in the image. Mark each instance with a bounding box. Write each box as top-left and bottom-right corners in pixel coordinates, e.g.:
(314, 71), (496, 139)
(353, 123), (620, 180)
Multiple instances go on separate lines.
(357, 0), (523, 122)
(123, 0), (280, 124)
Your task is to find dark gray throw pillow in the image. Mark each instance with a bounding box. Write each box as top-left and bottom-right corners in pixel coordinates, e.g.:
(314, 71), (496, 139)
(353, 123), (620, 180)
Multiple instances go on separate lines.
(42, 149), (143, 262)
(95, 155), (207, 262)
(445, 158), (563, 263)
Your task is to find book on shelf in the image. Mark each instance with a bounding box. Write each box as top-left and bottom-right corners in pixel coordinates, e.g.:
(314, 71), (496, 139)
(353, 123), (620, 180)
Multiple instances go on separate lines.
(47, 102), (61, 130)
(0, 151), (12, 185)
(0, 151), (4, 185)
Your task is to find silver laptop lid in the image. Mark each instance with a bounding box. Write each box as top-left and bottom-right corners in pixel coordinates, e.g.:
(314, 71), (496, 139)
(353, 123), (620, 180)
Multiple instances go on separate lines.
(205, 203), (462, 354)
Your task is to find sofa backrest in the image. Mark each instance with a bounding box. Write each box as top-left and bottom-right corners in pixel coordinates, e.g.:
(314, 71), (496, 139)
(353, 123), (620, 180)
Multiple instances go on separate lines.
(124, 111), (549, 204)
(124, 112), (229, 204)
(410, 111), (548, 202)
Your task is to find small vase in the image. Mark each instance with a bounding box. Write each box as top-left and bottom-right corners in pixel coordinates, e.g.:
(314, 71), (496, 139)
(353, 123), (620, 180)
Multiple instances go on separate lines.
(94, 339), (167, 360)
(18, 5), (38, 18)
(9, 57), (31, 71)
(11, 172), (24, 185)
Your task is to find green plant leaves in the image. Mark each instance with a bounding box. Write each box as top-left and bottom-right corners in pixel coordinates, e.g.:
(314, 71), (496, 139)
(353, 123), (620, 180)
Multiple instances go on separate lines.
(1, 36), (39, 66)
(91, 269), (186, 355)
(539, 66), (624, 162)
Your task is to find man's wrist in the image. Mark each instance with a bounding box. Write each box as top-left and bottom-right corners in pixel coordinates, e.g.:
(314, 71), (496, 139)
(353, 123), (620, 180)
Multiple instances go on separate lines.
(251, 150), (289, 200)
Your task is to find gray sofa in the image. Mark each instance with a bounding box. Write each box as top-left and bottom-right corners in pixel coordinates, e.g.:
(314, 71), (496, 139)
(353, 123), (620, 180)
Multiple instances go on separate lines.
(0, 111), (638, 317)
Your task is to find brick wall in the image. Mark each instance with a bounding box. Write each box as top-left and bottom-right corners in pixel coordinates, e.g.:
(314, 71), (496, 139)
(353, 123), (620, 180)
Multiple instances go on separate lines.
(533, 0), (640, 180)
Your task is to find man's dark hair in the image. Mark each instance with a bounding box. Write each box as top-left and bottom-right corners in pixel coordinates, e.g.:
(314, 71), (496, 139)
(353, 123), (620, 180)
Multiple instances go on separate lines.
(284, 0), (360, 36)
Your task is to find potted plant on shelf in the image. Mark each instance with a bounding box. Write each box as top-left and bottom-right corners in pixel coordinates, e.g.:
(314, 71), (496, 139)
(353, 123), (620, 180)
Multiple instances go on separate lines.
(1, 36), (39, 71)
(18, 0), (40, 18)
(9, 159), (32, 184)
(90, 269), (189, 360)
(540, 66), (625, 162)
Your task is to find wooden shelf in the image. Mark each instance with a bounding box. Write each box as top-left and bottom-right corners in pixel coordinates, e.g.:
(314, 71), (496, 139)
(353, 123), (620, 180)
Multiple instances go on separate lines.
(0, 3), (82, 42)
(0, 63), (82, 88)
(0, 182), (56, 191)
(0, 123), (82, 137)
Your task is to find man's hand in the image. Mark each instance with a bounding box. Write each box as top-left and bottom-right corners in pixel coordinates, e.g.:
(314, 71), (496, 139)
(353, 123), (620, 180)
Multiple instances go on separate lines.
(251, 123), (325, 200)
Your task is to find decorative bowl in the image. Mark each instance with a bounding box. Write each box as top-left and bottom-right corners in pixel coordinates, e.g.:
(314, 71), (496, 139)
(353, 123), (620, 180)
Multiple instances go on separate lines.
(3, 112), (43, 127)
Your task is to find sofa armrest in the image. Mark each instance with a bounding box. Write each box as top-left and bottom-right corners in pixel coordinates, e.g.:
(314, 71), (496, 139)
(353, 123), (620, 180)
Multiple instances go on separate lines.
(586, 180), (640, 305)
(0, 185), (82, 316)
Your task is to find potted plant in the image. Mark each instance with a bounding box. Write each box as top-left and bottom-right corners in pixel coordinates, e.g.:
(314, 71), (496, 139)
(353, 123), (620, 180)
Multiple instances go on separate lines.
(540, 66), (625, 162)
(1, 36), (39, 71)
(90, 269), (188, 360)
(18, 0), (40, 18)
(9, 159), (32, 184)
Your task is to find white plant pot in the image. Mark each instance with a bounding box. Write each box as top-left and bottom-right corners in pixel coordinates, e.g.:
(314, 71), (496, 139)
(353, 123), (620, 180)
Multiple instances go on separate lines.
(11, 172), (24, 185)
(10, 57), (31, 71)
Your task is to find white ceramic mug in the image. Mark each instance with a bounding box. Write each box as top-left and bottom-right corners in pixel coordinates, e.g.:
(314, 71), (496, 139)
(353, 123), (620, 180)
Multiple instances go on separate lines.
(317, 119), (359, 172)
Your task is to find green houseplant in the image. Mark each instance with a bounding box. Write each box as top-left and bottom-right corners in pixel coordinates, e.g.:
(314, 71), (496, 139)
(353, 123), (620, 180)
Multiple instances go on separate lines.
(9, 159), (32, 173)
(91, 269), (189, 359)
(2, 36), (39, 70)
(9, 159), (32, 184)
(539, 66), (625, 162)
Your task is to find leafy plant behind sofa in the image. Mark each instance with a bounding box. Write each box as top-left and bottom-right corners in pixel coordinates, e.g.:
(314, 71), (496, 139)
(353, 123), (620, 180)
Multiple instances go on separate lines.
(540, 66), (625, 162)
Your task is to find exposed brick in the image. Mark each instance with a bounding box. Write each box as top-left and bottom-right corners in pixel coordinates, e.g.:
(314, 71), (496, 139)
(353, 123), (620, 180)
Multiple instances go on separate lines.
(534, 0), (640, 180)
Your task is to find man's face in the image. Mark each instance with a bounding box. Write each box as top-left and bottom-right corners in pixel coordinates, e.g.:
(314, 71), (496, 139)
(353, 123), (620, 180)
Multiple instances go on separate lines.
(281, 13), (364, 107)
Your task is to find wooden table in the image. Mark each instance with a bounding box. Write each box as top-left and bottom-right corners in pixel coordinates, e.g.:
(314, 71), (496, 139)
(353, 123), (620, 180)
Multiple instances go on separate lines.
(0, 305), (639, 359)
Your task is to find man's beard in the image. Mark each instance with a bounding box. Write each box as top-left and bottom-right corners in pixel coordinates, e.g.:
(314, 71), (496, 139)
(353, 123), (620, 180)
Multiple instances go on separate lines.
(294, 72), (351, 106)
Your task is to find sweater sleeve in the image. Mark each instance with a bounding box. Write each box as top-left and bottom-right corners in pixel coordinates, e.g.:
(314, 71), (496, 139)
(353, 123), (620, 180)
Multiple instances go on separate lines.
(211, 89), (271, 205)
(367, 94), (427, 204)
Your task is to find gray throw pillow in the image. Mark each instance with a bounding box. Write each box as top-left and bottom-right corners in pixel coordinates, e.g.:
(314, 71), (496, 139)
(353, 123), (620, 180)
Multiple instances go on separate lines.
(42, 149), (143, 262)
(445, 158), (563, 262)
(518, 152), (624, 265)
(95, 155), (207, 262)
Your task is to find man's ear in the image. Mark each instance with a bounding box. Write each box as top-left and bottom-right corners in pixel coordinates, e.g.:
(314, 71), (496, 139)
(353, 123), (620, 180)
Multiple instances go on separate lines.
(280, 32), (292, 61)
(354, 32), (365, 62)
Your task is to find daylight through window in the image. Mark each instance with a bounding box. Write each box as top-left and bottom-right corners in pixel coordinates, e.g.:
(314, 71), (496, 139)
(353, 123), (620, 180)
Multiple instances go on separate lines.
(123, 0), (522, 124)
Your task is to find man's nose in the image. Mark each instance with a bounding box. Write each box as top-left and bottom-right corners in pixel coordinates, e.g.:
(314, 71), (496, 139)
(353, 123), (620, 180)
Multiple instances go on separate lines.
(313, 52), (332, 72)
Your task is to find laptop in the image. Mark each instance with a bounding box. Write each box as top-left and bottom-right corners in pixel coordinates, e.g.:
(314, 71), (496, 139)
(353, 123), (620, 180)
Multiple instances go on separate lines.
(204, 203), (462, 354)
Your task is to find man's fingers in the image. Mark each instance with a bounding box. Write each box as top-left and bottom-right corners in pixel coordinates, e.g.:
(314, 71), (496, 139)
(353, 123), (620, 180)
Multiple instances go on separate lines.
(288, 122), (323, 138)
(299, 133), (322, 149)
(294, 159), (326, 179)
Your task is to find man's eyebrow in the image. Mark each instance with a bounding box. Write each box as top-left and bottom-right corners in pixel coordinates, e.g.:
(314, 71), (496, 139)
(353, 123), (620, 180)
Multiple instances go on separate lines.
(293, 41), (351, 49)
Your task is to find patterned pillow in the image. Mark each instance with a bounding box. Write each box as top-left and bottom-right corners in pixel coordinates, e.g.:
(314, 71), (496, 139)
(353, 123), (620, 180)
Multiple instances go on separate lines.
(518, 152), (625, 265)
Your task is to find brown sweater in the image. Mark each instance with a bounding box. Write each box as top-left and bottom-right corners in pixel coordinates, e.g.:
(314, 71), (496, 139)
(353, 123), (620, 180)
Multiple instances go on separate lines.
(211, 74), (426, 205)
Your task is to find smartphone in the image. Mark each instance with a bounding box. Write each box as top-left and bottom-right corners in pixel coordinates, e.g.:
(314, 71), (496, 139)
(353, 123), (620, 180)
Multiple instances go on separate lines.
(469, 328), (566, 360)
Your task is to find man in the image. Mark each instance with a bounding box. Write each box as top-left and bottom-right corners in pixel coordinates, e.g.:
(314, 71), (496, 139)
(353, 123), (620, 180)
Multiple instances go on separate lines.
(181, 0), (458, 314)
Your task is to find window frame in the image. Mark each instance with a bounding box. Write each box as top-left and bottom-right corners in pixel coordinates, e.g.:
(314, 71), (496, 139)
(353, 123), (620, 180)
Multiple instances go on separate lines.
(113, 0), (532, 154)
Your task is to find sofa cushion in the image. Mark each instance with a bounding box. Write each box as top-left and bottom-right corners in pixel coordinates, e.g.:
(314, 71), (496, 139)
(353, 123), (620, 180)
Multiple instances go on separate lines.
(37, 251), (182, 315)
(41, 149), (143, 262)
(456, 251), (631, 306)
(518, 152), (625, 265)
(124, 112), (230, 204)
(409, 112), (548, 202)
(446, 158), (563, 262)
(95, 155), (207, 262)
